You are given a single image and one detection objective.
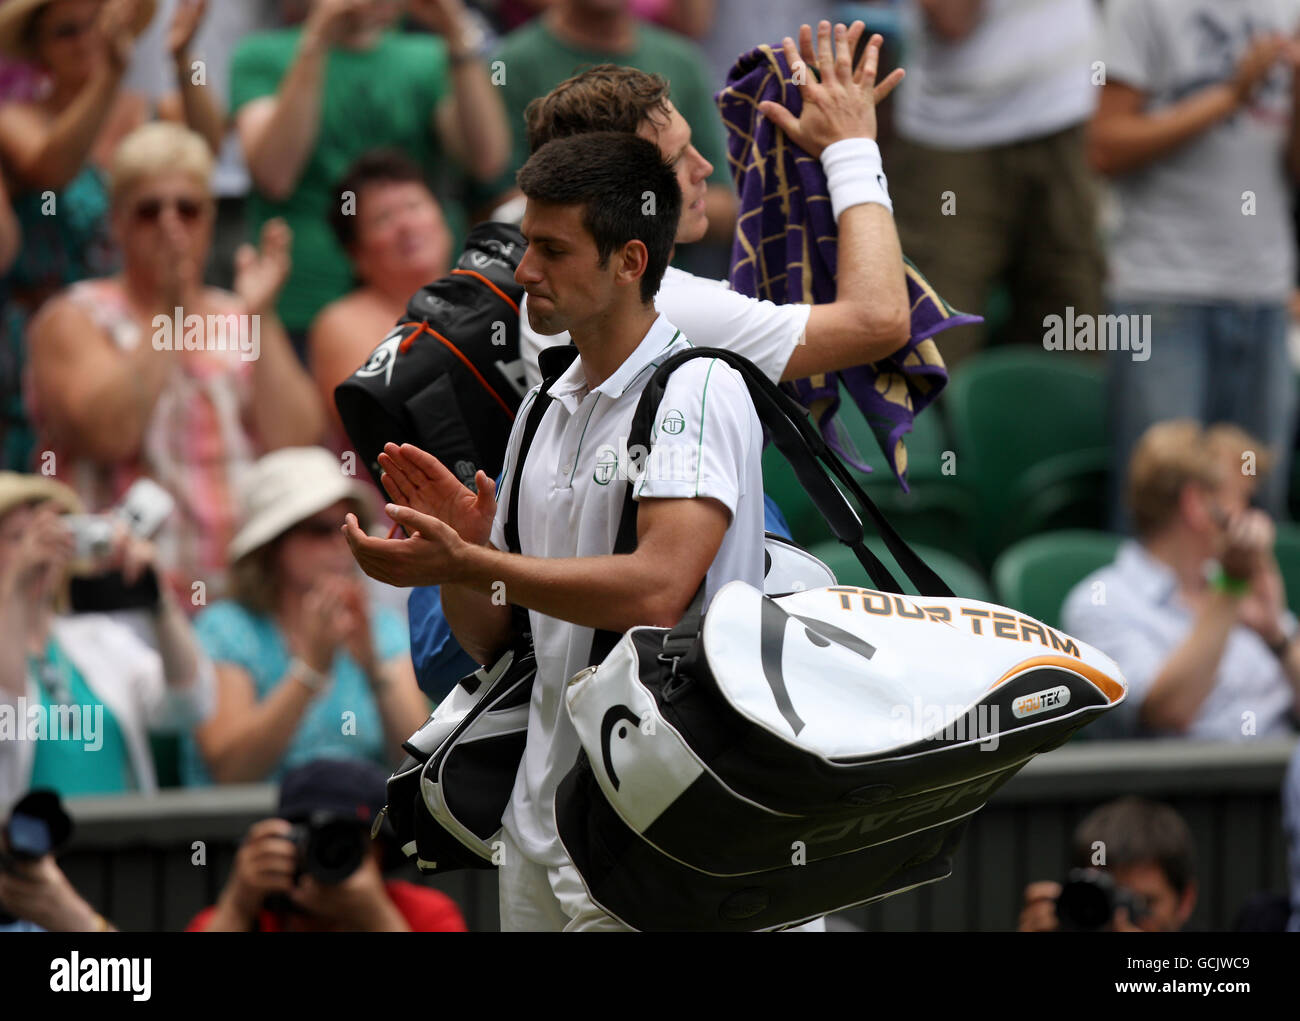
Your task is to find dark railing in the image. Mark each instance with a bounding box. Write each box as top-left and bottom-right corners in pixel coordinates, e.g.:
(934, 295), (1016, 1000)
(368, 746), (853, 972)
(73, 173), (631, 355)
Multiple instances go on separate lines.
(53, 738), (1296, 932)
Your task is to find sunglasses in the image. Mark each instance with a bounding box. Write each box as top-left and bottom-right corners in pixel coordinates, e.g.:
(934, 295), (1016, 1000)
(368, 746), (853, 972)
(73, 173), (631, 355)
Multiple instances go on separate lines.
(131, 197), (206, 225)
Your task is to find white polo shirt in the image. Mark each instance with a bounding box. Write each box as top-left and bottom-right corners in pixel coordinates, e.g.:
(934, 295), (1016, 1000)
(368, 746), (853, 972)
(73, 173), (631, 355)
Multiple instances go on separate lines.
(520, 266), (811, 390)
(490, 313), (765, 868)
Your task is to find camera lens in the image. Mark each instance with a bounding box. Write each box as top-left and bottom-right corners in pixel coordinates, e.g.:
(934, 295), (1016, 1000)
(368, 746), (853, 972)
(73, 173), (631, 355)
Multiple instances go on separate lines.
(1056, 869), (1115, 931)
(303, 819), (368, 884)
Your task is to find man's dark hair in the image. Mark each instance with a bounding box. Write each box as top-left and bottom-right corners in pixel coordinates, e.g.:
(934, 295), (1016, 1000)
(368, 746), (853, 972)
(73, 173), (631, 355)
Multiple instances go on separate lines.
(516, 133), (681, 304)
(525, 65), (673, 153)
(1070, 797), (1196, 895)
(329, 148), (428, 250)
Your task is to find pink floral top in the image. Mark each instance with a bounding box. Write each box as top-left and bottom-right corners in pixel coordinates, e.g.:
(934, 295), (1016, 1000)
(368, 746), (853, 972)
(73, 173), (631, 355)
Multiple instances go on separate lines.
(30, 279), (261, 608)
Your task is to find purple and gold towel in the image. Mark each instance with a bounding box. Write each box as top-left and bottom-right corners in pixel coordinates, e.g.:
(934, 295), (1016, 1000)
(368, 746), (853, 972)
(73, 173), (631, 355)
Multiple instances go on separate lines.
(717, 43), (979, 491)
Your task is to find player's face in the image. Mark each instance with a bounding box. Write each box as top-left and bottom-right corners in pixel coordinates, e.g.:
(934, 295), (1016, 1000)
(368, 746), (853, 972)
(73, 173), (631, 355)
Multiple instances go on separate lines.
(637, 101), (712, 245)
(516, 201), (620, 336)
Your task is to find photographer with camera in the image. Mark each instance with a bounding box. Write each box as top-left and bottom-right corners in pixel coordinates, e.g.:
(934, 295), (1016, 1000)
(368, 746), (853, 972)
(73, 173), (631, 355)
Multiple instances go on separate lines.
(0, 789), (115, 932)
(0, 473), (213, 807)
(1018, 797), (1198, 933)
(187, 758), (466, 932)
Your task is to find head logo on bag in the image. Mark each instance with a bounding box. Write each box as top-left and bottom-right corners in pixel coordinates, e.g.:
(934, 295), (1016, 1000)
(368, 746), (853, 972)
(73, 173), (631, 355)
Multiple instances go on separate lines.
(600, 705), (643, 790)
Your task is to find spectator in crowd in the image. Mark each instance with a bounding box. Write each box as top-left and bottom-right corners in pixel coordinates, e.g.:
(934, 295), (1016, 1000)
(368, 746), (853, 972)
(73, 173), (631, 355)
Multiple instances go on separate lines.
(121, 0), (283, 289)
(309, 148), (453, 436)
(232, 0), (509, 350)
(1018, 797), (1198, 932)
(476, 0), (736, 245)
(181, 447), (429, 786)
(888, 0), (1103, 366)
(186, 758), (467, 931)
(1063, 421), (1300, 741)
(26, 121), (324, 606)
(1092, 1), (1300, 527)
(0, 0), (224, 470)
(0, 472), (214, 807)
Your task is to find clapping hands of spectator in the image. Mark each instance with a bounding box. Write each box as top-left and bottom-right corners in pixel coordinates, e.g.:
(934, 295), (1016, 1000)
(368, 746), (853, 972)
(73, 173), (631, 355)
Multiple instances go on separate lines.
(377, 442), (497, 545)
(167, 0), (207, 62)
(1231, 33), (1288, 105)
(96, 0), (147, 72)
(407, 0), (472, 39)
(304, 0), (374, 49)
(234, 218), (293, 317)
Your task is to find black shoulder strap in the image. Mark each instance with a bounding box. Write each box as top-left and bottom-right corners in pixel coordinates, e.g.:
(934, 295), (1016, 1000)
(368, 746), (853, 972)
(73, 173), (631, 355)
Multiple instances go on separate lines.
(614, 347), (953, 599)
(498, 344), (622, 661)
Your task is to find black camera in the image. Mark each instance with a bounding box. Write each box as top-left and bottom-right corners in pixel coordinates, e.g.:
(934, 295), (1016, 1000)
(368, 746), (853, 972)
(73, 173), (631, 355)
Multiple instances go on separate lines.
(287, 813), (372, 884)
(1056, 867), (1150, 931)
(0, 790), (73, 869)
(0, 790), (74, 926)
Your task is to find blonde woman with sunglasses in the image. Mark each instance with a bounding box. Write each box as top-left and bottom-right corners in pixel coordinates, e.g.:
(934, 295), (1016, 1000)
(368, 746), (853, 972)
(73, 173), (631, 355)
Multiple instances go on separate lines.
(25, 121), (324, 610)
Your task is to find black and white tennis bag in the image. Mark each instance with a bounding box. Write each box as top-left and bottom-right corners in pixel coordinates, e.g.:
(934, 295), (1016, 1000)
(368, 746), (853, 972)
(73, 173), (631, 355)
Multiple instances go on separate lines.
(548, 349), (1128, 930)
(380, 346), (840, 874)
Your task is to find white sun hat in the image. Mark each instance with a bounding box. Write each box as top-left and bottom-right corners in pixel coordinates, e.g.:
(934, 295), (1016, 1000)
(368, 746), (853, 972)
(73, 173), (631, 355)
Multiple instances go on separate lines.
(228, 447), (376, 563)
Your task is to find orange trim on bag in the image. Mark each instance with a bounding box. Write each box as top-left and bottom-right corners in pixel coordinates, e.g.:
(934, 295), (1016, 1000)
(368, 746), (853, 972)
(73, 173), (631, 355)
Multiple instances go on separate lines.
(399, 320), (516, 420)
(451, 269), (521, 315)
(987, 655), (1125, 703)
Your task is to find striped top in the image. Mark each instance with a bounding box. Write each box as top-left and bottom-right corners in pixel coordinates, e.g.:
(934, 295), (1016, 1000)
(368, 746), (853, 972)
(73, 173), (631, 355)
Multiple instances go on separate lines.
(30, 278), (258, 607)
(895, 0), (1100, 149)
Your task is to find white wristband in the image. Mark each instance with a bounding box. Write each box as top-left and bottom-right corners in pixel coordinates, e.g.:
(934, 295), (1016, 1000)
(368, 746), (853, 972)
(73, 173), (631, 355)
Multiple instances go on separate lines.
(821, 137), (892, 220)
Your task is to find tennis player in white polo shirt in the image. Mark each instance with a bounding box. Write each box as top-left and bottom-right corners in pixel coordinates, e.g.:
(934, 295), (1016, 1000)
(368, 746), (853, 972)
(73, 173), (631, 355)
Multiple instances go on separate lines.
(345, 131), (769, 930)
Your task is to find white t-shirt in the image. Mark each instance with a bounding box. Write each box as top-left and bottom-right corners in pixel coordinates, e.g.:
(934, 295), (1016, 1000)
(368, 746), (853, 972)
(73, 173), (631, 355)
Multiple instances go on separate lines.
(520, 266), (810, 391)
(894, 0), (1100, 150)
(490, 314), (766, 867)
(1101, 0), (1300, 302)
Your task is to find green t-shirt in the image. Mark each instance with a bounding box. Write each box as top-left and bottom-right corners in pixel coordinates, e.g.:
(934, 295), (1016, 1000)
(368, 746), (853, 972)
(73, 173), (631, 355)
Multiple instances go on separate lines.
(482, 19), (731, 205)
(28, 638), (133, 797)
(231, 29), (455, 331)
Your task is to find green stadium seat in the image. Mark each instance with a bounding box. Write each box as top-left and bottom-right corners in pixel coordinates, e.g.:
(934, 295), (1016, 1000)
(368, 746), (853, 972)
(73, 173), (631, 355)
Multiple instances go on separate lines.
(941, 347), (1109, 566)
(761, 386), (977, 560)
(806, 537), (992, 602)
(1276, 523), (1300, 616)
(991, 529), (1123, 631)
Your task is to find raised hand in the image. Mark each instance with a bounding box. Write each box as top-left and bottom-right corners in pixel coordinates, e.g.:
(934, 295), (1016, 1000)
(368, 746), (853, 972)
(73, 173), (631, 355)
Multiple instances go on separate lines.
(377, 442), (497, 546)
(234, 218), (292, 316)
(167, 0), (207, 60)
(757, 21), (904, 157)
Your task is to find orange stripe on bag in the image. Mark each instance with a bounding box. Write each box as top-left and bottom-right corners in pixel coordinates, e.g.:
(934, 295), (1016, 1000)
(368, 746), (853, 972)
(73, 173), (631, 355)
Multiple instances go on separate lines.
(398, 321), (515, 420)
